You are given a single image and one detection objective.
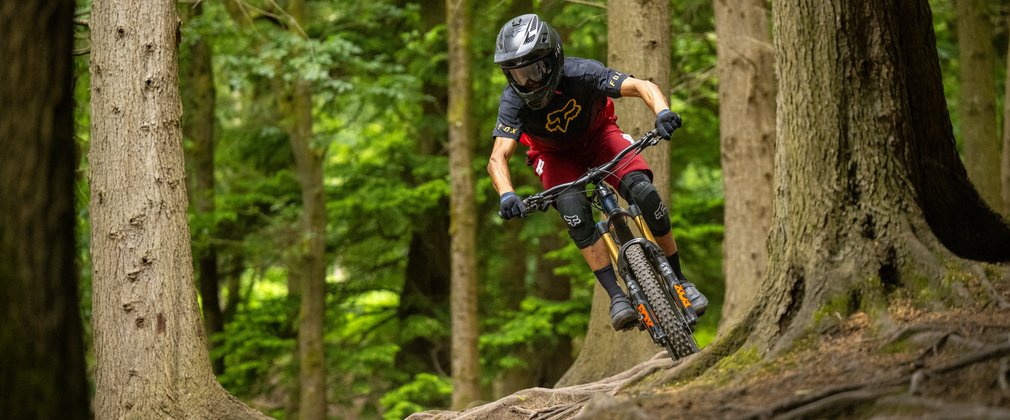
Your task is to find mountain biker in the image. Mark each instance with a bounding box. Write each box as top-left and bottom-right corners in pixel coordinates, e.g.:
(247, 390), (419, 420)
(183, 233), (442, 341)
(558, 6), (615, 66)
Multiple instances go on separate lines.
(487, 14), (708, 331)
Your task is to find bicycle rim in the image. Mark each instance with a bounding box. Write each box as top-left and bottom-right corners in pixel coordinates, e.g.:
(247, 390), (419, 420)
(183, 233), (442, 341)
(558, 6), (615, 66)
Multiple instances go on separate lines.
(626, 244), (699, 360)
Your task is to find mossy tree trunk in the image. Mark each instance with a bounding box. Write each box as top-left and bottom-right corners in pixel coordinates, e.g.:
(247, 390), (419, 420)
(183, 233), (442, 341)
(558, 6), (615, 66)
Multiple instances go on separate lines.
(88, 0), (267, 417)
(955, 0), (1001, 212)
(285, 0), (328, 418)
(733, 0), (1010, 358)
(1001, 13), (1010, 217)
(447, 0), (480, 409)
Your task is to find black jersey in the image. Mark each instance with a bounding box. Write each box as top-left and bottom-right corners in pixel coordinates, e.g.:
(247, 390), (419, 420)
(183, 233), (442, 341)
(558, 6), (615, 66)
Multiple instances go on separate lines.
(492, 57), (629, 149)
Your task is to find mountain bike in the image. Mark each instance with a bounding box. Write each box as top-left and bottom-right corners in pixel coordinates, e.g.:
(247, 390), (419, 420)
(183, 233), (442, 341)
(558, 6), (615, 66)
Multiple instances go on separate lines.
(515, 130), (701, 361)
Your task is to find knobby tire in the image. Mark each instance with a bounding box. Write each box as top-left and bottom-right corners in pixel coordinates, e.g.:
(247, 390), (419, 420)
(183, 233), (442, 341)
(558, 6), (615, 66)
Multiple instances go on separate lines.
(626, 244), (698, 360)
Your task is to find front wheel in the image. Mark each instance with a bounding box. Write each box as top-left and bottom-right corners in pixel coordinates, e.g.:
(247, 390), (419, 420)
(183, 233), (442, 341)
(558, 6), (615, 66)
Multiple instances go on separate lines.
(626, 244), (699, 360)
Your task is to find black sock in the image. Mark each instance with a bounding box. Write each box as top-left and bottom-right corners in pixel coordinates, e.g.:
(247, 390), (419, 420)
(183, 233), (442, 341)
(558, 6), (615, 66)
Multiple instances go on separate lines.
(593, 265), (625, 299)
(666, 252), (687, 282)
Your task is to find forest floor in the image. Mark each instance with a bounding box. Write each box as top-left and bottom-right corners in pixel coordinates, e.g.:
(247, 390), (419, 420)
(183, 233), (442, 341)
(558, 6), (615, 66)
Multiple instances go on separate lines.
(410, 267), (1010, 419)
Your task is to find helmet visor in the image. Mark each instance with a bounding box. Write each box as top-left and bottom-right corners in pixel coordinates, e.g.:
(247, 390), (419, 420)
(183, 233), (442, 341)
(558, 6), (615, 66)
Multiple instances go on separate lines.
(506, 59), (554, 93)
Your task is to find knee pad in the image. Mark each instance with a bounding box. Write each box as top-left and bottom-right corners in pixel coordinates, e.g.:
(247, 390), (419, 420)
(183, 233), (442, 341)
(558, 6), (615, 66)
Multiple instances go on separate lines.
(556, 191), (599, 249)
(618, 171), (671, 237)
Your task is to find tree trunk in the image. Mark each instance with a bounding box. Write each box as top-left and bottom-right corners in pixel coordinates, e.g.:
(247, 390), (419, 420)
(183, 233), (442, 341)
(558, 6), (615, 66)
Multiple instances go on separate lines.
(734, 0), (1010, 358)
(713, 0), (776, 334)
(557, 0), (671, 385)
(955, 0), (1001, 211)
(607, 0), (671, 199)
(88, 0), (267, 417)
(179, 1), (224, 373)
(286, 0), (327, 418)
(0, 1), (89, 417)
(1002, 14), (1010, 217)
(447, 0), (480, 409)
(397, 0), (452, 379)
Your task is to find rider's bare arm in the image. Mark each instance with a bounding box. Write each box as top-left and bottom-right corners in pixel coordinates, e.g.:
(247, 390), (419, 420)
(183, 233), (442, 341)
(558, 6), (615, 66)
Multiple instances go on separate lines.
(488, 136), (519, 195)
(620, 77), (670, 115)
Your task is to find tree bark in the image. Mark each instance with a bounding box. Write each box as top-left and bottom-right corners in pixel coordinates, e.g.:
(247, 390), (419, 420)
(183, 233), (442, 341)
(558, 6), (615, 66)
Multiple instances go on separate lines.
(88, 0), (267, 417)
(0, 1), (89, 417)
(179, 0), (224, 373)
(447, 0), (480, 409)
(955, 0), (1001, 211)
(713, 0), (776, 334)
(607, 0), (671, 199)
(1002, 14), (1010, 217)
(557, 0), (671, 386)
(739, 0), (1010, 358)
(286, 0), (327, 418)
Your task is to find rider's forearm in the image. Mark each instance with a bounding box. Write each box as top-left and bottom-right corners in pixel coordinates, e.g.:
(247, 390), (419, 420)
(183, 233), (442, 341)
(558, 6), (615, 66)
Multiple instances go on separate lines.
(638, 80), (670, 115)
(488, 154), (514, 195)
(623, 78), (670, 115)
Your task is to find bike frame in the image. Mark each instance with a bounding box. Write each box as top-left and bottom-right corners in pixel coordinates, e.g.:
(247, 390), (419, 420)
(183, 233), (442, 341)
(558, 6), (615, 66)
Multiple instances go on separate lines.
(519, 130), (699, 354)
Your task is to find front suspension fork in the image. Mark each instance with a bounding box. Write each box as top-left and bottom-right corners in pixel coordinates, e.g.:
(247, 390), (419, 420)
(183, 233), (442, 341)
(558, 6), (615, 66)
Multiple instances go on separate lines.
(597, 204), (699, 328)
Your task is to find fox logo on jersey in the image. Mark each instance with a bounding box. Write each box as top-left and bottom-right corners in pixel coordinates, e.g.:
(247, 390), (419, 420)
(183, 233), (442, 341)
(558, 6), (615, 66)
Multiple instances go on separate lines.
(545, 99), (581, 133)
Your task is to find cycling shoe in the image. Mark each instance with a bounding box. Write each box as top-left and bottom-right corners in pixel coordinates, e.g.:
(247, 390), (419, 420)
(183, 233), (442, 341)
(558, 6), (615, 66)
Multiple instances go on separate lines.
(609, 295), (638, 331)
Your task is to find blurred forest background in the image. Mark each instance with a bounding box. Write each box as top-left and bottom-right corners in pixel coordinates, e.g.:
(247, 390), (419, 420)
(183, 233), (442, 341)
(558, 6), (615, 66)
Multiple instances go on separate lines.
(3, 0), (1008, 419)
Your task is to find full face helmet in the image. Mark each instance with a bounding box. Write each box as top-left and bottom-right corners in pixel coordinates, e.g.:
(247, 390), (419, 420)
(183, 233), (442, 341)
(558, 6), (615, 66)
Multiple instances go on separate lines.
(494, 14), (564, 110)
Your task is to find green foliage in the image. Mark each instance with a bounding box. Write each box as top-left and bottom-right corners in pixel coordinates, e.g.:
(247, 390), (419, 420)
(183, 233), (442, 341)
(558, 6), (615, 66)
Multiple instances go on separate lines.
(671, 163), (725, 342)
(480, 296), (591, 374)
(213, 296), (296, 397)
(325, 287), (403, 416)
(379, 373), (452, 420)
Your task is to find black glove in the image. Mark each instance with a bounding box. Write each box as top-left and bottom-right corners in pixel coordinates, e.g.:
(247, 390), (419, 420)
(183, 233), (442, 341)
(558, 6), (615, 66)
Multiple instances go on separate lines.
(655, 109), (682, 140)
(499, 192), (527, 220)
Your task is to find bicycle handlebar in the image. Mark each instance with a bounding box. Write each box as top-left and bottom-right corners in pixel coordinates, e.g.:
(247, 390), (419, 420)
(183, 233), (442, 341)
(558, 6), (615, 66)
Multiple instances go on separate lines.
(519, 129), (664, 214)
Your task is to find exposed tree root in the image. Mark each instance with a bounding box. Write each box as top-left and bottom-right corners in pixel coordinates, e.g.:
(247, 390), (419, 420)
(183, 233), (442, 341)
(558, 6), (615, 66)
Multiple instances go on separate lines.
(998, 357), (1009, 393)
(972, 265), (1010, 309)
(872, 395), (1010, 418)
(740, 339), (1010, 419)
(407, 309), (1010, 420)
(405, 352), (676, 420)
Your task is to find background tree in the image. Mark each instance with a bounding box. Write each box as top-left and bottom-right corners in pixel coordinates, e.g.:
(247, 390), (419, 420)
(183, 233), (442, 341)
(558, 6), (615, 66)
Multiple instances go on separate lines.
(608, 0), (672, 199)
(0, 1), (89, 417)
(179, 0), (224, 373)
(556, 0), (673, 386)
(713, 0), (775, 333)
(447, 0), (480, 409)
(283, 1), (328, 418)
(1002, 13), (1010, 217)
(397, 0), (453, 381)
(88, 0), (267, 417)
(714, 0), (1010, 361)
(955, 0), (1001, 211)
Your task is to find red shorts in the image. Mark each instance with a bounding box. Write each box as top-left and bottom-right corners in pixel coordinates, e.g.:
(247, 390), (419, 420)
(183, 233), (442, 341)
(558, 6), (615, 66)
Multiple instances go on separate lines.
(522, 106), (651, 190)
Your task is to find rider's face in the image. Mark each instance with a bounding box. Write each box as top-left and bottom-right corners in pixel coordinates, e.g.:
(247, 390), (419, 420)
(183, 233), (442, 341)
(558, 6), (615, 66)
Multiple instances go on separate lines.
(507, 59), (553, 93)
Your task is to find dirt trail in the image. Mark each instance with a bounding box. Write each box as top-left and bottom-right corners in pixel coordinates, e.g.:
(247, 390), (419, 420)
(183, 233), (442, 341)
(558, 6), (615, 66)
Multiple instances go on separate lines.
(410, 272), (1010, 419)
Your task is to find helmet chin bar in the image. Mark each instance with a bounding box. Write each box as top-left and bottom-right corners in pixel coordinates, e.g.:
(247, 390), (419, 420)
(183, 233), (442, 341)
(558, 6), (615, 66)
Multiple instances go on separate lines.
(517, 85), (555, 110)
